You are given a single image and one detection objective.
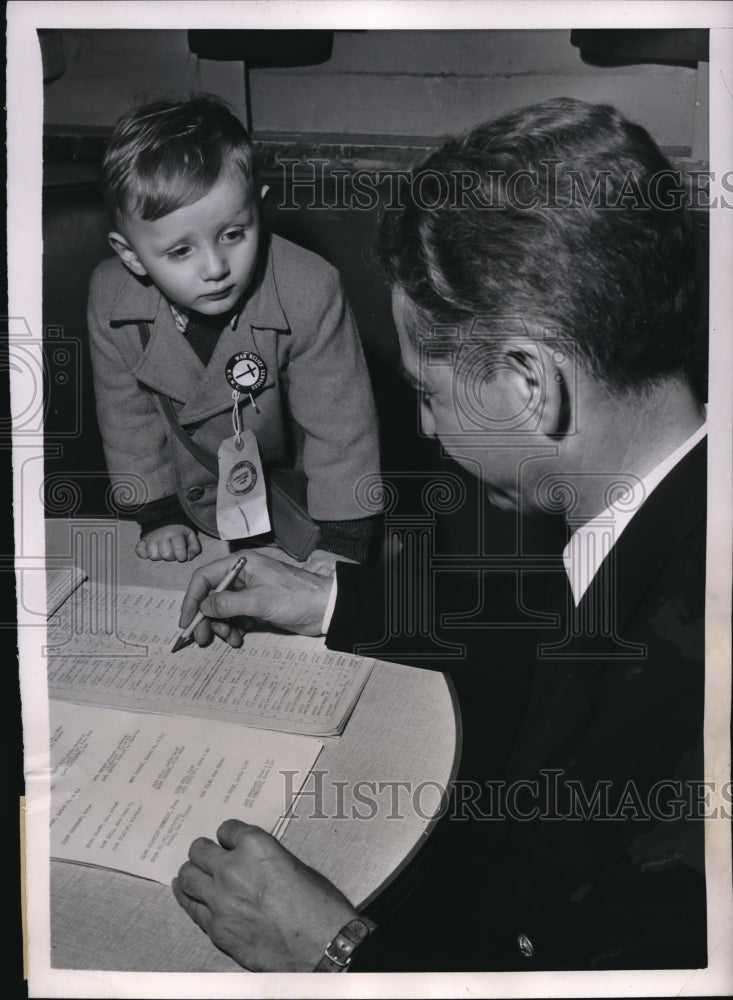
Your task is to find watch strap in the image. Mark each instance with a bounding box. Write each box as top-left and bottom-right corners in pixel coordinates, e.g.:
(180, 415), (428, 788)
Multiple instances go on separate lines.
(314, 916), (377, 972)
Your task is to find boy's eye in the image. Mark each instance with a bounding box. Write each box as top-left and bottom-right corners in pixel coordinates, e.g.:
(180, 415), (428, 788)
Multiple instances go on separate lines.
(222, 228), (245, 243)
(167, 246), (192, 260)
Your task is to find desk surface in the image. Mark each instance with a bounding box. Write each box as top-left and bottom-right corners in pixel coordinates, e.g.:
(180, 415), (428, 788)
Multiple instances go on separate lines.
(45, 518), (459, 972)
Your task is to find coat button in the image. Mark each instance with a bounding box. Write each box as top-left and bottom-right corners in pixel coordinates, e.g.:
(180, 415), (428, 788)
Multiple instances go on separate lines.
(517, 933), (534, 959)
(186, 486), (204, 502)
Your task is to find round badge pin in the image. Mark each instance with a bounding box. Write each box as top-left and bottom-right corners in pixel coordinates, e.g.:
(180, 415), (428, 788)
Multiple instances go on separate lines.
(225, 352), (267, 394)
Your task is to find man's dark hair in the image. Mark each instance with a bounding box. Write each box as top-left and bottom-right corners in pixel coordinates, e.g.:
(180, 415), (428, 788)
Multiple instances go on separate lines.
(376, 97), (701, 395)
(101, 93), (258, 223)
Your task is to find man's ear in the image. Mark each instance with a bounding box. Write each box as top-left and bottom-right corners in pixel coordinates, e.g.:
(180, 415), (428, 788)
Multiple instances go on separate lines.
(500, 340), (570, 438)
(107, 232), (148, 277)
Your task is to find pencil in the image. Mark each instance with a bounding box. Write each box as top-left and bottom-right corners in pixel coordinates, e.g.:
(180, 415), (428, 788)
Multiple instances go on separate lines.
(171, 556), (247, 653)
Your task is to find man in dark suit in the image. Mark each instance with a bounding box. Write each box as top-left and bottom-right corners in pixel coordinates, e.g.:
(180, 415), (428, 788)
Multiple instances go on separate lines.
(170, 98), (708, 972)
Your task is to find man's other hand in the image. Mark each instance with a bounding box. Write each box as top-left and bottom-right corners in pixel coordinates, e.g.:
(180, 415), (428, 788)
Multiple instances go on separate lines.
(172, 820), (357, 971)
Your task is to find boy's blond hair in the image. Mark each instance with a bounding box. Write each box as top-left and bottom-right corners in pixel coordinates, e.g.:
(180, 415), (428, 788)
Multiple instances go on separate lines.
(102, 93), (257, 223)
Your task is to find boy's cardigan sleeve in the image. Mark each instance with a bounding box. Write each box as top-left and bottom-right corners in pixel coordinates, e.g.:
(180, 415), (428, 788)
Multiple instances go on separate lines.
(277, 252), (382, 524)
(86, 260), (178, 510)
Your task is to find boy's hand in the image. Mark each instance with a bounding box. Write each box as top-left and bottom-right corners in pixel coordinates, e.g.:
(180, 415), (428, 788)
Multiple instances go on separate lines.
(136, 524), (202, 563)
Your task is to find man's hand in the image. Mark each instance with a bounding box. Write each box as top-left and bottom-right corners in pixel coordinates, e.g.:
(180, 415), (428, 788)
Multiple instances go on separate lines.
(179, 550), (333, 646)
(136, 524), (201, 562)
(301, 548), (358, 577)
(172, 820), (358, 971)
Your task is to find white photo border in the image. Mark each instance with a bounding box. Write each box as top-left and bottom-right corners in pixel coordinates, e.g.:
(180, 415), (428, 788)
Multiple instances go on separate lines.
(8, 2), (732, 998)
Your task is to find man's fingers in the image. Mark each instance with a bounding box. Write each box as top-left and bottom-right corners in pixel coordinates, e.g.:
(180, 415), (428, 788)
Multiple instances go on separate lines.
(188, 835), (226, 875)
(216, 818), (260, 851)
(178, 563), (223, 628)
(135, 539), (149, 559)
(201, 589), (258, 621)
(193, 618), (214, 647)
(210, 620), (244, 647)
(172, 872), (215, 933)
(172, 876), (207, 923)
(211, 619), (231, 639)
(179, 557), (242, 628)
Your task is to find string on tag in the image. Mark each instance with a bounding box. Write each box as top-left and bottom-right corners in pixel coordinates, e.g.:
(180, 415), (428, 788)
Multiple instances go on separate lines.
(231, 390), (243, 450)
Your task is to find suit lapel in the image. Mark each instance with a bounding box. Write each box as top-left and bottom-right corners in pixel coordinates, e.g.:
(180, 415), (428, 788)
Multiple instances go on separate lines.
(508, 566), (596, 779)
(600, 439), (707, 634)
(508, 440), (707, 780)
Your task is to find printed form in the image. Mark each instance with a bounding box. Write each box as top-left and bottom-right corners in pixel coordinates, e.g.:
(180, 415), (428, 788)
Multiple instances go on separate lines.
(49, 700), (321, 884)
(47, 584), (374, 737)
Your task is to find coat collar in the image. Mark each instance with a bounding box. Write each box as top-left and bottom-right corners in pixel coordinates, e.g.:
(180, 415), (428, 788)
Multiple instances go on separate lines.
(117, 239), (288, 422)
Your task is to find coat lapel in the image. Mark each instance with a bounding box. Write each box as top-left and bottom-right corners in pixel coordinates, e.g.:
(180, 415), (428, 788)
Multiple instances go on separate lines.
(110, 244), (289, 424)
(109, 273), (205, 404)
(130, 310), (205, 405)
(177, 322), (275, 424)
(176, 249), (289, 424)
(123, 238), (289, 424)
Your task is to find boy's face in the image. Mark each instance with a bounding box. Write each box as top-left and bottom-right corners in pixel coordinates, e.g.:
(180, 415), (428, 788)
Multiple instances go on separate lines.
(109, 169), (263, 315)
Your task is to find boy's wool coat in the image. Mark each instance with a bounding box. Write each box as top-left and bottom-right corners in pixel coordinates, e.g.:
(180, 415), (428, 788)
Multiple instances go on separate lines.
(88, 234), (381, 534)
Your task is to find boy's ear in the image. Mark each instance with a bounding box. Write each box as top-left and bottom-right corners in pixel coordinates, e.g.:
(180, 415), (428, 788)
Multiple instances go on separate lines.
(259, 184), (270, 201)
(108, 232), (148, 277)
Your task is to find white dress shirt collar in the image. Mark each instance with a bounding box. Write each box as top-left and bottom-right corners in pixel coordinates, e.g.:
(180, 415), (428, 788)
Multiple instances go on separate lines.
(562, 421), (707, 605)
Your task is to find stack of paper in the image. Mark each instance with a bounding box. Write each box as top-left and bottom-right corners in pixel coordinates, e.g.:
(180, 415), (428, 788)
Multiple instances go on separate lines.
(48, 584), (374, 738)
(46, 581), (376, 884)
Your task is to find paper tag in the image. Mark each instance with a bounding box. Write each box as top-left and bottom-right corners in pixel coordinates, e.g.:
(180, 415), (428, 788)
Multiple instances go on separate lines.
(216, 430), (271, 540)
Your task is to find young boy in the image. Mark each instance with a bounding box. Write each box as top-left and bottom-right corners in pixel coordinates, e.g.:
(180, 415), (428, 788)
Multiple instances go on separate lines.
(87, 94), (382, 565)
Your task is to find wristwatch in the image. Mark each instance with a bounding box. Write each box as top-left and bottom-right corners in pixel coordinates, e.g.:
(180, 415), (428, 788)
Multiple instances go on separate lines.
(314, 916), (377, 972)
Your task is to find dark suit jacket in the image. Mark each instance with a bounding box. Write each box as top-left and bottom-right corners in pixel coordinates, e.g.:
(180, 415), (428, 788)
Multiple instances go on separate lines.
(327, 441), (707, 971)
